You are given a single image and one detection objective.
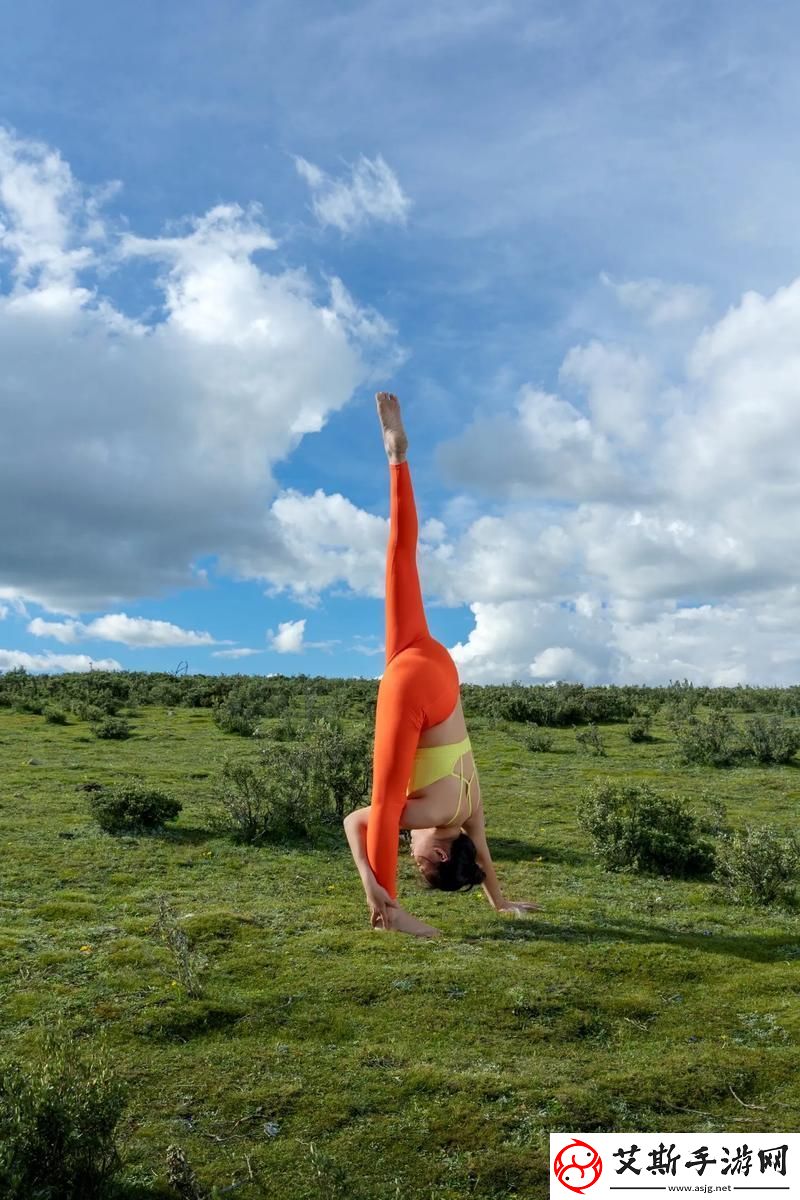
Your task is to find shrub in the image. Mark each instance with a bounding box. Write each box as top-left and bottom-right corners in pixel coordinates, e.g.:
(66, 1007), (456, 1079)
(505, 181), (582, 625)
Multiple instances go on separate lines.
(209, 719), (372, 843)
(91, 716), (131, 741)
(208, 754), (312, 843)
(271, 714), (299, 742)
(89, 783), (181, 834)
(521, 723), (554, 752)
(694, 790), (733, 838)
(152, 896), (205, 998)
(575, 723), (606, 756)
(673, 711), (742, 767)
(626, 712), (652, 743)
(577, 779), (715, 877)
(212, 686), (263, 737)
(301, 716), (372, 820)
(70, 700), (105, 723)
(713, 825), (800, 906)
(42, 705), (68, 725)
(0, 1024), (127, 1199)
(740, 715), (800, 765)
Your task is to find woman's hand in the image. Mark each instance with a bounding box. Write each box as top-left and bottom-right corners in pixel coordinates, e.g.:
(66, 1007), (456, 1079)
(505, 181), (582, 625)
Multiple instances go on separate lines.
(365, 880), (399, 929)
(494, 899), (541, 915)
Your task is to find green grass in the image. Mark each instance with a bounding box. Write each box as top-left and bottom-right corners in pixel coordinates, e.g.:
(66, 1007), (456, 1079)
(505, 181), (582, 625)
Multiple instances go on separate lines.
(1, 704), (799, 1199)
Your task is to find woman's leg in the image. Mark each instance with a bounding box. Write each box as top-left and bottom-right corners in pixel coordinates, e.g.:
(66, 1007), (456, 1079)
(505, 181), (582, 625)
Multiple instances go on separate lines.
(384, 459), (430, 664)
(366, 662), (424, 899)
(366, 392), (430, 899)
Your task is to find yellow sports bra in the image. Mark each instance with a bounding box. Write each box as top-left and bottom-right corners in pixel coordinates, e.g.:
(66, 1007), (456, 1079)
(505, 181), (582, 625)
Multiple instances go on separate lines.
(406, 735), (475, 827)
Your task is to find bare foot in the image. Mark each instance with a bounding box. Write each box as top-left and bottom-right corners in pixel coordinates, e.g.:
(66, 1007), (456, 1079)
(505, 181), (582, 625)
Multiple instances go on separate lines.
(373, 904), (441, 938)
(375, 392), (408, 464)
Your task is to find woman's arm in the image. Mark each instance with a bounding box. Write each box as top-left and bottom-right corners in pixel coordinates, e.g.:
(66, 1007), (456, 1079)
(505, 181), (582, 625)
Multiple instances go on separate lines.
(343, 807), (398, 925)
(344, 807), (441, 936)
(462, 801), (541, 914)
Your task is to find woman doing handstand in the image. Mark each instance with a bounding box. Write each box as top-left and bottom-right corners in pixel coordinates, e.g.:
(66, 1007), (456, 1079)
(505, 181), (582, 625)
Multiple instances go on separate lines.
(343, 392), (540, 936)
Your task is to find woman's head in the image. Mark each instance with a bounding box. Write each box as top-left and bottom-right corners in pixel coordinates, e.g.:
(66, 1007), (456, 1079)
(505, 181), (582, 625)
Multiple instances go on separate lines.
(410, 829), (486, 892)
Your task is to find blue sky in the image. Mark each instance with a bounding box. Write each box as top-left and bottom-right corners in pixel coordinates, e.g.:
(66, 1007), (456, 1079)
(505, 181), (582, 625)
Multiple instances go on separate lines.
(2, 0), (800, 684)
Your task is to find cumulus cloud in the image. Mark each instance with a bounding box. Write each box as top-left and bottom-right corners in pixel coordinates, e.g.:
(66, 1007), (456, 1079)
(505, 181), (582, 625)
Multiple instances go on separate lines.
(264, 617), (341, 655)
(269, 618), (306, 653)
(294, 152), (411, 233)
(0, 127), (398, 615)
(559, 341), (655, 449)
(234, 488), (388, 604)
(4, 130), (800, 686)
(0, 649), (121, 672)
(244, 269), (800, 685)
(27, 613), (221, 647)
(436, 384), (639, 502)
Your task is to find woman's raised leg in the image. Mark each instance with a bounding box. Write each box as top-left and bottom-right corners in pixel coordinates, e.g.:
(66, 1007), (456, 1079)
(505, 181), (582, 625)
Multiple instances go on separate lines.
(377, 392), (430, 664)
(366, 392), (430, 899)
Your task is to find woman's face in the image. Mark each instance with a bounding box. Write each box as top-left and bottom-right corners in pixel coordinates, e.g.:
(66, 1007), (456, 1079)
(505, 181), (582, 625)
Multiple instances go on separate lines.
(409, 827), (450, 875)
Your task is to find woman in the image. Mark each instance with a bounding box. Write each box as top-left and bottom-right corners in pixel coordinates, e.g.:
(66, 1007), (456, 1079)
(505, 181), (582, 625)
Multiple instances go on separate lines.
(343, 392), (540, 936)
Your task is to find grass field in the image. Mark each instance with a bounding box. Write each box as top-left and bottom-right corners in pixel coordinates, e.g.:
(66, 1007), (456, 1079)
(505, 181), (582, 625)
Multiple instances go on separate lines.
(1, 701), (798, 1199)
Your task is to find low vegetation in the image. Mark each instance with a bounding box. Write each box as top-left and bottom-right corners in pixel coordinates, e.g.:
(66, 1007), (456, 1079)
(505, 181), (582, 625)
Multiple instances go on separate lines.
(0, 670), (798, 1197)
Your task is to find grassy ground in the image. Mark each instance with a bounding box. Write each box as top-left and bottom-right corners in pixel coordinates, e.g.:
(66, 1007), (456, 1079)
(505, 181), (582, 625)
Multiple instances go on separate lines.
(0, 703), (798, 1199)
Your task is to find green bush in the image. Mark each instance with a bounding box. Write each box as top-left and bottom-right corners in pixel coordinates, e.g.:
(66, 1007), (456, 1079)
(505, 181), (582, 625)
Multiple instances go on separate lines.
(713, 825), (800, 906)
(42, 705), (68, 725)
(271, 714), (300, 742)
(209, 718), (372, 843)
(694, 790), (733, 838)
(577, 779), (715, 877)
(626, 712), (652, 743)
(575, 723), (606, 756)
(212, 685), (264, 736)
(301, 716), (372, 820)
(0, 1025), (127, 1199)
(208, 754), (312, 843)
(739, 715), (800, 765)
(70, 700), (104, 722)
(521, 723), (554, 752)
(151, 896), (205, 999)
(89, 783), (181, 834)
(673, 711), (742, 767)
(90, 716), (131, 741)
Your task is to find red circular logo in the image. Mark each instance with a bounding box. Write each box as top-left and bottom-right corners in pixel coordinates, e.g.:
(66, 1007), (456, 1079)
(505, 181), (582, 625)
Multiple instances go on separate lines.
(553, 1139), (603, 1193)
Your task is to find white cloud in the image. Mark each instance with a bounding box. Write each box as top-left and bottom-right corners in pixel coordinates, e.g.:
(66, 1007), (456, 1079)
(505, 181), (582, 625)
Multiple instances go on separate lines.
(241, 266), (800, 685)
(211, 647), (264, 659)
(446, 600), (619, 685)
(559, 341), (654, 448)
(294, 152), (411, 234)
(0, 127), (398, 614)
(27, 618), (81, 643)
(436, 384), (636, 502)
(27, 613), (221, 647)
(601, 273), (711, 326)
(269, 618), (306, 653)
(529, 645), (597, 681)
(235, 488), (388, 604)
(0, 649), (121, 673)
(0, 126), (111, 293)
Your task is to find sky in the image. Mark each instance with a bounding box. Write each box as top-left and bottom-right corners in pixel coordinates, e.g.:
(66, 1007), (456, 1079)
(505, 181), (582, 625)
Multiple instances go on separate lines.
(1, 0), (800, 685)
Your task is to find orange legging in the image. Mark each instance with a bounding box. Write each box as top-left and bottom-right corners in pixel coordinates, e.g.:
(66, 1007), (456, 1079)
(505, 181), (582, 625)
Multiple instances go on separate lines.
(366, 460), (460, 899)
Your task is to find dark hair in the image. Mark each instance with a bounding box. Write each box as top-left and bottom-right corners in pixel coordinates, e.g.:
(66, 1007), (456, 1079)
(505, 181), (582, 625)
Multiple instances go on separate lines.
(418, 832), (486, 892)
